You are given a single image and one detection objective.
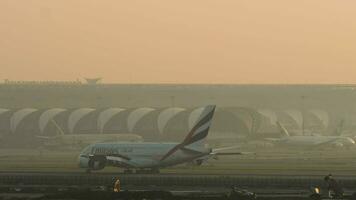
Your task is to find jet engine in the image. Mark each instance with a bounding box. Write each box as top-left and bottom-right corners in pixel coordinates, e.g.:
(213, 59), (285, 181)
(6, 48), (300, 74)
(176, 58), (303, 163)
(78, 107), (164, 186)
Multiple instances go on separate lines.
(193, 159), (204, 166)
(186, 159), (204, 166)
(79, 155), (107, 170)
(332, 142), (344, 148)
(87, 155), (107, 170)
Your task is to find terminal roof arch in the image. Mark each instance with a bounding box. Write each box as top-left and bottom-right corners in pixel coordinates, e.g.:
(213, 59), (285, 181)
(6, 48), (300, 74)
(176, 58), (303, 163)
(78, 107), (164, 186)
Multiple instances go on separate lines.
(39, 108), (67, 133)
(127, 107), (155, 132)
(97, 108), (125, 134)
(157, 107), (186, 134)
(258, 109), (278, 125)
(10, 108), (38, 133)
(68, 108), (95, 134)
(228, 107), (259, 135)
(308, 109), (329, 128)
(283, 110), (303, 128)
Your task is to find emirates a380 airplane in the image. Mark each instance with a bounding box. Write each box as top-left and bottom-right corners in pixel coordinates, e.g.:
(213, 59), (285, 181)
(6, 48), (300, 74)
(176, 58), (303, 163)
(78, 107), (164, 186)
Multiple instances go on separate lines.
(78, 105), (243, 173)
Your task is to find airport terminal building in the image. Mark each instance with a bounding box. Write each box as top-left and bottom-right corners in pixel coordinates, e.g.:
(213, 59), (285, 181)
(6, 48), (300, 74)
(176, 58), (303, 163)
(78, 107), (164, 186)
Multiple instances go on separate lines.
(0, 81), (356, 146)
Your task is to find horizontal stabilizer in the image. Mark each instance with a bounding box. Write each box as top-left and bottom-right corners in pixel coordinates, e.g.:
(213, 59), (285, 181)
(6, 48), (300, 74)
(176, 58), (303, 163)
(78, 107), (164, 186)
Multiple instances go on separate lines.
(211, 145), (254, 156)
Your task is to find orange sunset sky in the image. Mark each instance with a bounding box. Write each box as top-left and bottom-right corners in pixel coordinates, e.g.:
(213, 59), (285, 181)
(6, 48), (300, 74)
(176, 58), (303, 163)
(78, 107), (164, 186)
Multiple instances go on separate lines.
(1, 0), (356, 84)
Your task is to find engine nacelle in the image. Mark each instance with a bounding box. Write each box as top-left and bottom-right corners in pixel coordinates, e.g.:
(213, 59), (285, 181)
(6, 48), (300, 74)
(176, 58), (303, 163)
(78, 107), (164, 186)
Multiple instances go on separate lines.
(186, 159), (205, 166)
(79, 155), (107, 170)
(194, 159), (204, 166)
(89, 155), (107, 170)
(332, 142), (344, 148)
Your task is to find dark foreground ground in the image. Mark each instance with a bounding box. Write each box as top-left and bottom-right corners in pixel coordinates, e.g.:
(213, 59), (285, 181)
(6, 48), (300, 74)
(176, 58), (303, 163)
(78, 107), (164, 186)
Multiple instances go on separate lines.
(0, 172), (356, 200)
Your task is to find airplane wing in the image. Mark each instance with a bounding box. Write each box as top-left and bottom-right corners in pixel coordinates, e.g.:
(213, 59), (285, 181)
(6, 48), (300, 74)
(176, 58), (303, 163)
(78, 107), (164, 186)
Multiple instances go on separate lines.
(36, 136), (52, 139)
(264, 138), (281, 142)
(92, 154), (138, 168)
(212, 145), (241, 152)
(185, 146), (248, 166)
(106, 155), (160, 169)
(36, 135), (63, 141)
(106, 155), (138, 168)
(211, 145), (254, 156)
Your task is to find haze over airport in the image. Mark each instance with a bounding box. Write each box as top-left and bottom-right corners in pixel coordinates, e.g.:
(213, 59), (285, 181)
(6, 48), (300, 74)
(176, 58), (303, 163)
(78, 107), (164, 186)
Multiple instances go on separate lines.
(1, 0), (356, 84)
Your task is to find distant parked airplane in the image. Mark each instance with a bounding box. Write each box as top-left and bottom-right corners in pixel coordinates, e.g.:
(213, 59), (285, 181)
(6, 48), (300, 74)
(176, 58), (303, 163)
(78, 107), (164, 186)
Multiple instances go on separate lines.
(37, 120), (143, 149)
(266, 122), (355, 148)
(78, 105), (244, 173)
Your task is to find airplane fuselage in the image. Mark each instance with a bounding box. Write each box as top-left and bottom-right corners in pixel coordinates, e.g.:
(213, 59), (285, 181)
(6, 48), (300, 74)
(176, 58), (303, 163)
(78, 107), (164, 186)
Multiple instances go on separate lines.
(78, 105), (220, 172)
(277, 136), (355, 147)
(78, 142), (211, 169)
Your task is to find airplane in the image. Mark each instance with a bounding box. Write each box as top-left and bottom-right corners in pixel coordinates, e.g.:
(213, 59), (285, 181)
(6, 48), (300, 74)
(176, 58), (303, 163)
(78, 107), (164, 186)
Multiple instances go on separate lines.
(331, 119), (356, 141)
(265, 121), (356, 148)
(37, 120), (143, 149)
(78, 105), (245, 173)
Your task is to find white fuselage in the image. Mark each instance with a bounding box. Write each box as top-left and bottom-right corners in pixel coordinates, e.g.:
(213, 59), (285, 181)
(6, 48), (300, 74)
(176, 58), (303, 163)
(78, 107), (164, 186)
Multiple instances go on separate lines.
(78, 142), (211, 169)
(276, 135), (355, 147)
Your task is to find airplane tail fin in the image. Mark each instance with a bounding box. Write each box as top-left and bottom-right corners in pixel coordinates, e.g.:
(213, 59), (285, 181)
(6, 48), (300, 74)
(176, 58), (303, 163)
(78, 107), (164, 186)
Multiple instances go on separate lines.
(37, 120), (64, 140)
(333, 119), (345, 136)
(160, 105), (216, 161)
(276, 121), (290, 137)
(51, 119), (65, 136)
(181, 105), (216, 147)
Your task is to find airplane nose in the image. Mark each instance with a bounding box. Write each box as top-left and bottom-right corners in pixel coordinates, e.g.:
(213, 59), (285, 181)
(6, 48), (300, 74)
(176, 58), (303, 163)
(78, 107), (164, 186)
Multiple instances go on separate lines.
(78, 154), (89, 168)
(347, 138), (355, 145)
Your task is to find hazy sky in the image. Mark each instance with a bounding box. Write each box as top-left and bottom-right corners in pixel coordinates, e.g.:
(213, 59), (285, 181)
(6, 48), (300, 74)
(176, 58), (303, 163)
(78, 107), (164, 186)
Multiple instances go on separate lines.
(1, 0), (356, 84)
